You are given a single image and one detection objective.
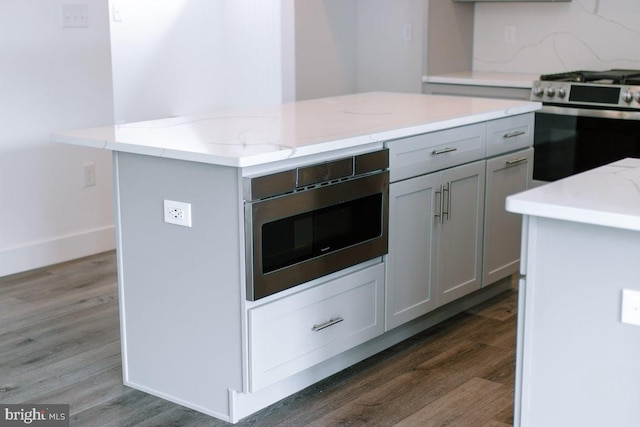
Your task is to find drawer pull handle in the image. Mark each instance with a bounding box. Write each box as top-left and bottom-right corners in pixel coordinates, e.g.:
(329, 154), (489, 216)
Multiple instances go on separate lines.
(432, 147), (457, 155)
(506, 157), (528, 167)
(503, 130), (526, 139)
(312, 316), (344, 332)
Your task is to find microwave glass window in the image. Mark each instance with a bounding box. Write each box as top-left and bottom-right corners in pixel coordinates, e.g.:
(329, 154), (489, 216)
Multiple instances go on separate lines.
(261, 193), (383, 274)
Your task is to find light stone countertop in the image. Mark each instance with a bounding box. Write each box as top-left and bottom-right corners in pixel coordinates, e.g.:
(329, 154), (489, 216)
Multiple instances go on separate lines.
(423, 71), (539, 89)
(507, 158), (640, 232)
(53, 92), (540, 168)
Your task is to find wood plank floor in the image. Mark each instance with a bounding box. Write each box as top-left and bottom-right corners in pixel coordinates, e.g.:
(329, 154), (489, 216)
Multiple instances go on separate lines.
(0, 251), (517, 426)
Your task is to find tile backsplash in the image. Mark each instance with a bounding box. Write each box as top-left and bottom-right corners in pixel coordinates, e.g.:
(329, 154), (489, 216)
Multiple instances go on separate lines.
(473, 0), (640, 74)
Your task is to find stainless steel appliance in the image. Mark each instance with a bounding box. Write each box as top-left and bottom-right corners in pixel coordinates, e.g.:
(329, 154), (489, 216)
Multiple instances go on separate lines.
(530, 69), (640, 184)
(244, 149), (389, 301)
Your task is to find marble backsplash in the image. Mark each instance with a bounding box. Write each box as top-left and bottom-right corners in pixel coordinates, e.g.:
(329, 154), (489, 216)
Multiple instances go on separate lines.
(472, 0), (640, 74)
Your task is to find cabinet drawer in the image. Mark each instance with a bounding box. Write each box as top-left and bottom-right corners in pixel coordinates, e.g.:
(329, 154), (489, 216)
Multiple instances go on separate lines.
(486, 113), (534, 157)
(387, 123), (486, 182)
(248, 263), (385, 392)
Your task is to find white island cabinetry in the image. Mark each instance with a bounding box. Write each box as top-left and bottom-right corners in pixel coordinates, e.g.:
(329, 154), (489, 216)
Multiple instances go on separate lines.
(52, 92), (540, 423)
(386, 113), (533, 330)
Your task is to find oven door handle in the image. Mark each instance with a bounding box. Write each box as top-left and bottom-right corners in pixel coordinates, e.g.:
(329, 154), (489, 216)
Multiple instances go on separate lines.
(540, 105), (640, 121)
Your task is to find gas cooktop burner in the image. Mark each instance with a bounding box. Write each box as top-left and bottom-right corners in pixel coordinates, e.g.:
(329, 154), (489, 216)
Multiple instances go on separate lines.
(540, 69), (640, 85)
(532, 69), (640, 109)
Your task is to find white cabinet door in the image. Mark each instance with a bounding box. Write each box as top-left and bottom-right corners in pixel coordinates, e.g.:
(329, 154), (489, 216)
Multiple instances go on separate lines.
(385, 172), (440, 331)
(483, 148), (533, 286)
(437, 160), (486, 306)
(386, 160), (486, 330)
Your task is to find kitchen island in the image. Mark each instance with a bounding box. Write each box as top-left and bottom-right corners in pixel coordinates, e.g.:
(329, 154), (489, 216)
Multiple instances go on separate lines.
(54, 92), (540, 423)
(507, 158), (640, 427)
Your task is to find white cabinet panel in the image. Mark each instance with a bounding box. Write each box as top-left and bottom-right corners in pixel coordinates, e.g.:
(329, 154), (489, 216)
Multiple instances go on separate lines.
(386, 172), (439, 330)
(248, 263), (385, 392)
(437, 161), (486, 305)
(388, 122), (486, 182)
(386, 160), (486, 329)
(483, 148), (533, 285)
(486, 113), (534, 157)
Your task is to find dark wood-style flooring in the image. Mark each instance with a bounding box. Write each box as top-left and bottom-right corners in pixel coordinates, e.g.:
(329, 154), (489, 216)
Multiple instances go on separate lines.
(0, 251), (517, 426)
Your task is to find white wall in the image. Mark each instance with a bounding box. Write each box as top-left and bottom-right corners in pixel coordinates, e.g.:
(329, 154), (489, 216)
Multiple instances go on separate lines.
(0, 0), (115, 277)
(294, 1), (357, 101)
(109, 0), (285, 123)
(293, 0), (425, 101)
(356, 0), (425, 94)
(473, 0), (640, 74)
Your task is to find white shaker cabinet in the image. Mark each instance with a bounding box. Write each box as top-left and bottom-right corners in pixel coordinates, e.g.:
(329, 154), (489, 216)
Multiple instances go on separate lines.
(385, 171), (439, 330)
(436, 160), (485, 306)
(386, 160), (485, 330)
(482, 148), (533, 286)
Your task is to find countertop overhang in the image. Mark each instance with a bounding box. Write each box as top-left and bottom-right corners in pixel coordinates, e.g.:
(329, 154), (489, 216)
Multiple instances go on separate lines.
(422, 71), (539, 89)
(507, 158), (640, 232)
(53, 92), (540, 168)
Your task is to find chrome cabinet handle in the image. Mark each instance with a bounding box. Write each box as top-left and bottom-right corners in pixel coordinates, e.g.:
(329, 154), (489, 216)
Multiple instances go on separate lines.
(435, 184), (444, 223)
(443, 182), (451, 221)
(503, 130), (526, 139)
(312, 316), (344, 332)
(432, 147), (458, 155)
(506, 157), (528, 167)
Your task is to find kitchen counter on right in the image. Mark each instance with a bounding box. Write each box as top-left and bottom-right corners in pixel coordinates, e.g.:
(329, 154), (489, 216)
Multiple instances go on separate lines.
(505, 157), (640, 427)
(507, 157), (640, 231)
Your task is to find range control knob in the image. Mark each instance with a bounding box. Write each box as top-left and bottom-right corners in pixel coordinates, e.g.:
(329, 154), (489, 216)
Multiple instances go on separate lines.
(623, 91), (634, 103)
(532, 86), (544, 97)
(545, 87), (556, 97)
(557, 87), (567, 98)
(635, 92), (640, 103)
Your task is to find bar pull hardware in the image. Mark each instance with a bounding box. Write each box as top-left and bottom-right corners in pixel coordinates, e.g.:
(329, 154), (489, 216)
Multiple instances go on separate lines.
(432, 147), (457, 155)
(505, 157), (528, 167)
(503, 130), (526, 139)
(435, 184), (444, 223)
(312, 316), (344, 332)
(443, 182), (451, 221)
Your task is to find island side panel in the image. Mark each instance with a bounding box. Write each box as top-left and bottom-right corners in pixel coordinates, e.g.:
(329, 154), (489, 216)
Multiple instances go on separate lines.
(114, 152), (244, 421)
(519, 216), (640, 427)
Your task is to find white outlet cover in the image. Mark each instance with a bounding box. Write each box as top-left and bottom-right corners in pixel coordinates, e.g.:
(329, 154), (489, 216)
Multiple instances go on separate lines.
(621, 289), (640, 326)
(62, 4), (88, 28)
(164, 200), (192, 227)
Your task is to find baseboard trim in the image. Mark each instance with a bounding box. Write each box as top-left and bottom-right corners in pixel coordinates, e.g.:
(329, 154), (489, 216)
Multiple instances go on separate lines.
(0, 226), (115, 277)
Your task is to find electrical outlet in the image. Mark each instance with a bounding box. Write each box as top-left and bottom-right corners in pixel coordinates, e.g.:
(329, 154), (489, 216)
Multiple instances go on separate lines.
(164, 200), (192, 227)
(83, 162), (96, 187)
(62, 4), (88, 28)
(112, 3), (122, 22)
(402, 24), (413, 41)
(621, 289), (640, 326)
(504, 25), (516, 45)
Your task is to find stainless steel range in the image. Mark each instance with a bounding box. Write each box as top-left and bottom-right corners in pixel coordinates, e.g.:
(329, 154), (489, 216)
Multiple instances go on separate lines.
(530, 69), (640, 183)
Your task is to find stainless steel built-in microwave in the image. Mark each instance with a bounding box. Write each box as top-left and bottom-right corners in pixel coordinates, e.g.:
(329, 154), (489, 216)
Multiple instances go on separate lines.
(243, 150), (389, 301)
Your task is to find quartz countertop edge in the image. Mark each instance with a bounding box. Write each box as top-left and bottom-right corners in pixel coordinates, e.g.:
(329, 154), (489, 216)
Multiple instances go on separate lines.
(52, 92), (541, 168)
(423, 71), (539, 88)
(506, 158), (640, 232)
